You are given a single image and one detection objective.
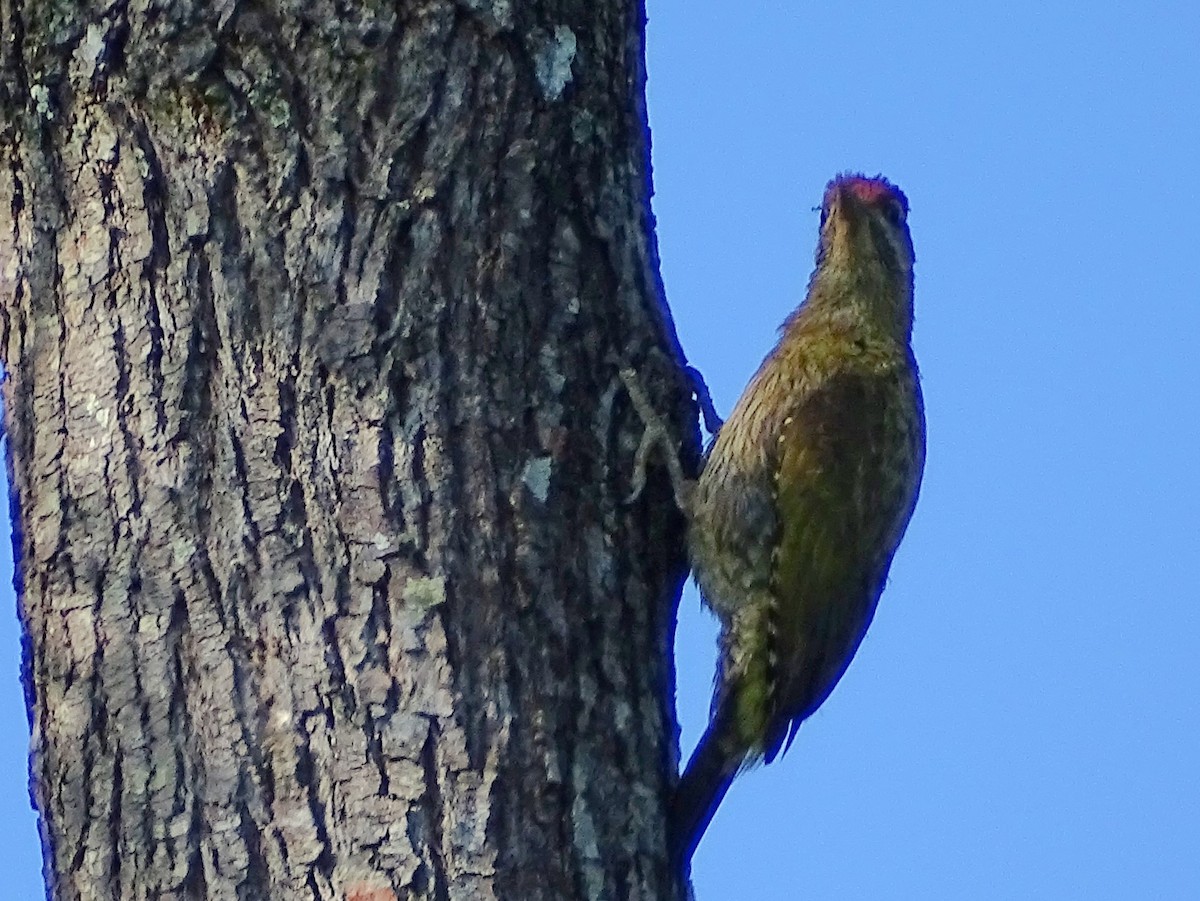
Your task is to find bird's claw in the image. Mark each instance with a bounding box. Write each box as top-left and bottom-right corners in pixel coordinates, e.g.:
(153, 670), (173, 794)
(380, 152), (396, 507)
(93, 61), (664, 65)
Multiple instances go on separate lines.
(619, 367), (694, 511)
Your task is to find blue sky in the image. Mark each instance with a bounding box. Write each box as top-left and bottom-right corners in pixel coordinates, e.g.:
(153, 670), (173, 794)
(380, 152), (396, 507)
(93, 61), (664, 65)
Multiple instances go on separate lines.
(2, 1), (1199, 897)
(655, 1), (1200, 898)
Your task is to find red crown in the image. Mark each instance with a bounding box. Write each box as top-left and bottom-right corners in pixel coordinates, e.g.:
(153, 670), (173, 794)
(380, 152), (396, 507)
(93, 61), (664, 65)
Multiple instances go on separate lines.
(827, 173), (908, 213)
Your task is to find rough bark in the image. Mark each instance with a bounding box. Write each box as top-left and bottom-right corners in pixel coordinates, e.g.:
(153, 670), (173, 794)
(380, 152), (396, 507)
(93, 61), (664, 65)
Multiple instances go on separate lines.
(0, 2), (697, 898)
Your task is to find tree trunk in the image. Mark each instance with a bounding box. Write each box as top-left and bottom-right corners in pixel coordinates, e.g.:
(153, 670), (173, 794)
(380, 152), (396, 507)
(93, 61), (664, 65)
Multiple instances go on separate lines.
(0, 2), (697, 898)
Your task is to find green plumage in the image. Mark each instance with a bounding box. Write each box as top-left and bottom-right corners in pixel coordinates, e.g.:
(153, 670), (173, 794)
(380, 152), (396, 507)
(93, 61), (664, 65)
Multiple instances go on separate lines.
(673, 174), (926, 863)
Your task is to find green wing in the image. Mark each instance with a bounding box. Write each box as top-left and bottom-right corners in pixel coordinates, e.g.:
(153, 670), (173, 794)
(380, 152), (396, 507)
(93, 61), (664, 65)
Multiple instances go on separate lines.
(763, 366), (923, 761)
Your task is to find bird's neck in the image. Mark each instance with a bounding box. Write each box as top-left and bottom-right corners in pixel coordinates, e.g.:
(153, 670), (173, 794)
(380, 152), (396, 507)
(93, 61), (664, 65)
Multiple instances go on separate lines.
(793, 268), (914, 346)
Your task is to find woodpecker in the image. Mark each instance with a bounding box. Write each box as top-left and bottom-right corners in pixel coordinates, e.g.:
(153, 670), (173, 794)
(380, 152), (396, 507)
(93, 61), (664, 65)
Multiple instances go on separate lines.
(672, 173), (926, 863)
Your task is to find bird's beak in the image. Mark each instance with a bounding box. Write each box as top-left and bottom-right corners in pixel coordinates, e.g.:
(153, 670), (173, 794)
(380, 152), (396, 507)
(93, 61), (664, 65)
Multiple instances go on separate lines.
(825, 184), (864, 226)
(820, 187), (861, 260)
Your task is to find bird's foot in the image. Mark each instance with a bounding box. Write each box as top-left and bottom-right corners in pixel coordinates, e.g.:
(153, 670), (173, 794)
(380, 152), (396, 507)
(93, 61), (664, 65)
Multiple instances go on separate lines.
(618, 367), (695, 511)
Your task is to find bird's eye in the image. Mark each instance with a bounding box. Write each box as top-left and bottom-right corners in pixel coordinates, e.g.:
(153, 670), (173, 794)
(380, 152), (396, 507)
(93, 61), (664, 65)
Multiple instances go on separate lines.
(882, 201), (906, 226)
(818, 205), (828, 228)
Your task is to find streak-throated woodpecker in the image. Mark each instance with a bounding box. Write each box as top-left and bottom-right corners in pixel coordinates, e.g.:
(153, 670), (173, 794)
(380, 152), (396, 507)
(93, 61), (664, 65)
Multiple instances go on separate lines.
(673, 173), (926, 863)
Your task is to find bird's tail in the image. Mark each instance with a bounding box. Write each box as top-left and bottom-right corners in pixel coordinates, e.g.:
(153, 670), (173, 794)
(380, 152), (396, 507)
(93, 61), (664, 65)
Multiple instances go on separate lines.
(671, 717), (741, 868)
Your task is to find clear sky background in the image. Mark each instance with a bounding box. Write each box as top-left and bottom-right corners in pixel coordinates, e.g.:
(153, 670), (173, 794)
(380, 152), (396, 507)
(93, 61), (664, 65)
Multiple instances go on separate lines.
(653, 2), (1200, 899)
(2, 2), (1198, 898)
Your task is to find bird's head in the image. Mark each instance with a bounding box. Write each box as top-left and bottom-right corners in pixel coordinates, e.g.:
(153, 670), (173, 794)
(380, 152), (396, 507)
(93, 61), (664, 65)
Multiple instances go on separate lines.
(817, 173), (915, 281)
